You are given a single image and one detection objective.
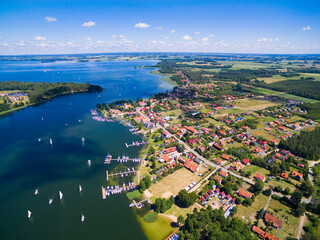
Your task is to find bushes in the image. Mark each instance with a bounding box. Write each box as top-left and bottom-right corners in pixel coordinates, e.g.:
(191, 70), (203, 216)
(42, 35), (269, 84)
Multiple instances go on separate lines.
(143, 212), (158, 222)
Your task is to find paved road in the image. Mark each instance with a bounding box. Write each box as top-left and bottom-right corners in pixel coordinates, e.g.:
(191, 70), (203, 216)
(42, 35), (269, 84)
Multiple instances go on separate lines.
(137, 109), (256, 186)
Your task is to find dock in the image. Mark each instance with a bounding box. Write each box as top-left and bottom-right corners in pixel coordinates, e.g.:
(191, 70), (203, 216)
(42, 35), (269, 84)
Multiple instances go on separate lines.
(104, 157), (141, 164)
(129, 198), (150, 209)
(125, 140), (147, 148)
(101, 182), (138, 199)
(106, 168), (136, 180)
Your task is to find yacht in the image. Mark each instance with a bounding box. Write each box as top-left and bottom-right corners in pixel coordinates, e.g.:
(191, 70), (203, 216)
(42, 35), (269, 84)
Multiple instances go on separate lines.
(59, 191), (63, 200)
(34, 189), (39, 195)
(79, 185), (82, 193)
(27, 210), (32, 219)
(81, 214), (85, 222)
(49, 198), (53, 205)
(88, 159), (91, 166)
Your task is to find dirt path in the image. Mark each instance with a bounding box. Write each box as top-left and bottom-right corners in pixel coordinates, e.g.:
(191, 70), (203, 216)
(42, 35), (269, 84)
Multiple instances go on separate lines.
(297, 212), (306, 239)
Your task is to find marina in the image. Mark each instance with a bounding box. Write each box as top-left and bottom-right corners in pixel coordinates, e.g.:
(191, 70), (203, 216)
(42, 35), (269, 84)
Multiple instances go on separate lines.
(101, 182), (138, 199)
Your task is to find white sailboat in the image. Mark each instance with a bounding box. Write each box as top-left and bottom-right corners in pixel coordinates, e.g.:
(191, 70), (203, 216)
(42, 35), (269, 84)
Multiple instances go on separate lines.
(41, 116), (44, 121)
(88, 159), (91, 166)
(59, 191), (63, 200)
(38, 138), (41, 142)
(81, 137), (85, 145)
(49, 138), (53, 145)
(49, 198), (53, 205)
(27, 210), (32, 219)
(81, 213), (85, 222)
(79, 185), (82, 193)
(34, 189), (39, 195)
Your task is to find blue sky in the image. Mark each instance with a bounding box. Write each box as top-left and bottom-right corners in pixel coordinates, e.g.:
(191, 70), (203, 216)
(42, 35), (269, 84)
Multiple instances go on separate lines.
(0, 0), (319, 54)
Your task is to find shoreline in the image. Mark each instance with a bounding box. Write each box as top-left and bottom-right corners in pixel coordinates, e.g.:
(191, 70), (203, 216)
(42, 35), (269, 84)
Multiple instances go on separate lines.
(0, 89), (99, 117)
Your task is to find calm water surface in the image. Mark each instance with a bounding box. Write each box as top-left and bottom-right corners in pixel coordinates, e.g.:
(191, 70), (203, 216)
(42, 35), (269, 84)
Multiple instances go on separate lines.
(0, 60), (173, 240)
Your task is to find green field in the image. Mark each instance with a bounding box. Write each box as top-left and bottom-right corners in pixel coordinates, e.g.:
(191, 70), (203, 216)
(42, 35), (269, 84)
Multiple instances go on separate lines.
(251, 87), (319, 103)
(138, 215), (174, 240)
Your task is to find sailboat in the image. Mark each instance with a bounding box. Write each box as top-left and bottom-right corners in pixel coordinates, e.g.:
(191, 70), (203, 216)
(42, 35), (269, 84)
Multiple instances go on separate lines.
(59, 191), (63, 200)
(27, 210), (32, 219)
(81, 213), (85, 222)
(34, 189), (39, 195)
(81, 137), (85, 145)
(49, 197), (53, 205)
(49, 138), (53, 145)
(79, 185), (82, 193)
(38, 138), (41, 142)
(41, 116), (44, 121)
(88, 159), (91, 166)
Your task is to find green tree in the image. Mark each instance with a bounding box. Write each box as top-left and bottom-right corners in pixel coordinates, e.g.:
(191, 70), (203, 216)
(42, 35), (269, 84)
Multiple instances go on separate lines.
(177, 215), (185, 226)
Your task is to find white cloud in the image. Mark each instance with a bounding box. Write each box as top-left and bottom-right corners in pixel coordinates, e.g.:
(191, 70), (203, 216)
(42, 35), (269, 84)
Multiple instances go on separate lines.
(119, 34), (126, 38)
(209, 34), (214, 37)
(274, 38), (280, 42)
(194, 31), (200, 35)
(86, 37), (92, 41)
(257, 37), (268, 42)
(302, 25), (311, 31)
(97, 40), (103, 44)
(34, 36), (46, 41)
(164, 36), (170, 40)
(67, 41), (73, 45)
(82, 21), (96, 27)
(37, 43), (48, 47)
(0, 42), (8, 46)
(183, 35), (192, 41)
(202, 37), (209, 42)
(170, 30), (176, 33)
(154, 26), (163, 30)
(134, 22), (150, 28)
(45, 16), (57, 22)
(16, 41), (25, 46)
(0, 36), (2, 40)
(151, 40), (165, 44)
(111, 34), (117, 38)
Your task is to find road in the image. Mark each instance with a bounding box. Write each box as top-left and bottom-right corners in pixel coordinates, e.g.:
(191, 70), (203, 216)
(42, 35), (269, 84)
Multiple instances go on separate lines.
(137, 108), (256, 186)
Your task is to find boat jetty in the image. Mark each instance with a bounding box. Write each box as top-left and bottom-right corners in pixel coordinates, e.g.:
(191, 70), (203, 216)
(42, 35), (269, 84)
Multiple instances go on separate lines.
(125, 140), (146, 148)
(92, 116), (114, 122)
(104, 155), (141, 164)
(90, 109), (98, 115)
(106, 168), (136, 181)
(101, 182), (137, 199)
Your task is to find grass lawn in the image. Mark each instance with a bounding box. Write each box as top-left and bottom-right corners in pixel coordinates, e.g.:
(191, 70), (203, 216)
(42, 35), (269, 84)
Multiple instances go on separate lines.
(285, 115), (306, 123)
(126, 190), (143, 201)
(231, 99), (280, 112)
(266, 199), (299, 239)
(204, 118), (225, 126)
(147, 168), (205, 198)
(268, 178), (296, 192)
(260, 116), (277, 123)
(235, 194), (269, 222)
(243, 165), (270, 179)
(166, 203), (201, 218)
(138, 215), (174, 240)
(251, 129), (280, 141)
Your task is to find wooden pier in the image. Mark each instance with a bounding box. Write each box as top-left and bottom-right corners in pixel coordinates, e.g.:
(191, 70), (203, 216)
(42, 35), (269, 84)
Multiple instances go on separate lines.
(105, 158), (141, 164)
(106, 169), (135, 181)
(130, 198), (150, 209)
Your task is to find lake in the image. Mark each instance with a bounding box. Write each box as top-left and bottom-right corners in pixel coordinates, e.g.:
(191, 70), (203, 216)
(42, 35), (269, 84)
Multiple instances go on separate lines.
(0, 60), (173, 240)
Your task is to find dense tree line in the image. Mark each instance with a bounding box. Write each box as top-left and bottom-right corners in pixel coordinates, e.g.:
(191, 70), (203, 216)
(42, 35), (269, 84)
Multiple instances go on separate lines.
(300, 102), (320, 120)
(0, 81), (102, 103)
(175, 190), (198, 208)
(179, 207), (255, 240)
(254, 79), (320, 100)
(278, 128), (320, 160)
(153, 196), (174, 213)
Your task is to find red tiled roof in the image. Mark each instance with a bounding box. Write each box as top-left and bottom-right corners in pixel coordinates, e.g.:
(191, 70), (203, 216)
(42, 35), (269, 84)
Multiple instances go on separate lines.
(238, 189), (252, 198)
(264, 213), (283, 228)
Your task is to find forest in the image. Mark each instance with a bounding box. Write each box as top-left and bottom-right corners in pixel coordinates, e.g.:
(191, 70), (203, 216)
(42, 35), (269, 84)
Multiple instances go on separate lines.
(254, 79), (320, 100)
(300, 102), (320, 120)
(278, 128), (320, 160)
(178, 207), (255, 240)
(0, 81), (102, 103)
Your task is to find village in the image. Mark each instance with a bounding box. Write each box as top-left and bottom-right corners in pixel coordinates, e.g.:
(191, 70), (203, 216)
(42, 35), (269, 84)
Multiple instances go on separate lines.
(97, 65), (320, 240)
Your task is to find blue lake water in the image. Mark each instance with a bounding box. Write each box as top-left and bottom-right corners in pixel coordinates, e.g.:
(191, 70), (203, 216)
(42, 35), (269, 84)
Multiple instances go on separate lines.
(0, 60), (173, 240)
